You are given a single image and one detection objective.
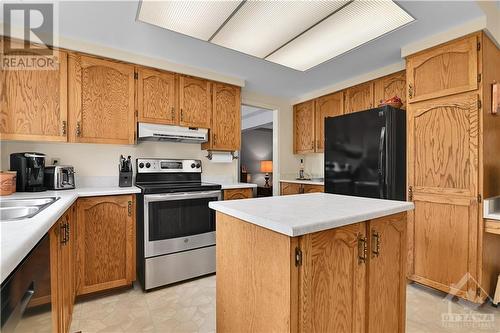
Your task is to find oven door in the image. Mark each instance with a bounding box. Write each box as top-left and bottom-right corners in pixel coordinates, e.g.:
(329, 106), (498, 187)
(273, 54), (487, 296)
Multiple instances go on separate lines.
(144, 190), (220, 257)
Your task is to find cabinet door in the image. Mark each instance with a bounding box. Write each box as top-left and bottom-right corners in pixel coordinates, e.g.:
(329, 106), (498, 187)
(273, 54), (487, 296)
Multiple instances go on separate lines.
(76, 195), (135, 295)
(315, 92), (343, 152)
(368, 213), (406, 333)
(294, 101), (315, 154)
(209, 82), (241, 151)
(280, 182), (302, 195)
(137, 67), (177, 125)
(406, 34), (478, 103)
(223, 188), (253, 200)
(345, 82), (374, 114)
(373, 71), (406, 108)
(68, 54), (135, 144)
(299, 223), (366, 333)
(302, 184), (324, 193)
(0, 40), (67, 142)
(179, 75), (211, 128)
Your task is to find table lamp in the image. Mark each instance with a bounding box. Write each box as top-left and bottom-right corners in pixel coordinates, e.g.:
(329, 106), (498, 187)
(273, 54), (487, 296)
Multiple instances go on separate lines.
(260, 160), (273, 187)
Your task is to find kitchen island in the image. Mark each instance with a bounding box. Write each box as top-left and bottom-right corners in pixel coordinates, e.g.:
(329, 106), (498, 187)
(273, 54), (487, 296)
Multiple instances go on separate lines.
(209, 193), (414, 333)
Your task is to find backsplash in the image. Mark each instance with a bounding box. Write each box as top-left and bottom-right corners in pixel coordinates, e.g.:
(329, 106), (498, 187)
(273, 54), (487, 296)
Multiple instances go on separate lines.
(0, 141), (237, 187)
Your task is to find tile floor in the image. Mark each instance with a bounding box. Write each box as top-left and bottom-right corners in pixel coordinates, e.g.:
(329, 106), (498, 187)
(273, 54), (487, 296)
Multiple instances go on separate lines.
(17, 275), (500, 333)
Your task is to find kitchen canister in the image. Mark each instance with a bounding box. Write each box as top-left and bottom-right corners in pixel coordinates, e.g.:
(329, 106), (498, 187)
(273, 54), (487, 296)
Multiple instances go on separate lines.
(0, 171), (17, 196)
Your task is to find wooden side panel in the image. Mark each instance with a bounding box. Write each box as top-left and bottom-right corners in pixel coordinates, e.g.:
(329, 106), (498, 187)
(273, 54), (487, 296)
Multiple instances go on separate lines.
(410, 194), (478, 300)
(179, 75), (211, 129)
(345, 82), (374, 114)
(480, 232), (500, 300)
(206, 82), (241, 151)
(223, 188), (253, 200)
(373, 70), (406, 108)
(0, 40), (67, 142)
(314, 92), (343, 152)
(407, 34), (478, 103)
(408, 92), (479, 197)
(68, 54), (135, 144)
(216, 212), (295, 333)
(368, 213), (407, 333)
(281, 182), (303, 195)
(76, 195), (135, 295)
(294, 101), (315, 154)
(299, 223), (366, 333)
(50, 218), (62, 333)
(302, 184), (324, 193)
(137, 67), (178, 125)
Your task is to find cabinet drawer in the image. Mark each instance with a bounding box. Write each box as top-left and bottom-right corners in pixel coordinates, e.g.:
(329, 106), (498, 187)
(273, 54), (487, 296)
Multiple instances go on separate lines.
(223, 188), (253, 200)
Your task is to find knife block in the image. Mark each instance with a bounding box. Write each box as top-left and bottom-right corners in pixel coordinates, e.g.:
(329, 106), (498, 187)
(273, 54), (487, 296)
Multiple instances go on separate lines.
(119, 170), (132, 187)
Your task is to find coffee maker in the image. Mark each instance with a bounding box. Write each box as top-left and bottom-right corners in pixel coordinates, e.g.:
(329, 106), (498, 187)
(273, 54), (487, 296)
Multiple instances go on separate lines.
(10, 153), (46, 192)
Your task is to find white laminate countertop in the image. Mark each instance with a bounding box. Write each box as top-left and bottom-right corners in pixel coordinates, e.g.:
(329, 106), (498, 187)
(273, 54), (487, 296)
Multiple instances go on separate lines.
(220, 183), (257, 190)
(0, 186), (140, 283)
(280, 179), (325, 186)
(484, 195), (500, 221)
(209, 193), (414, 237)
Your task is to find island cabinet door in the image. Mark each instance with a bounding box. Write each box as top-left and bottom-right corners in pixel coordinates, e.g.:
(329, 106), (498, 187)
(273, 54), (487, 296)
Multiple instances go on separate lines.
(298, 223), (367, 333)
(367, 213), (407, 333)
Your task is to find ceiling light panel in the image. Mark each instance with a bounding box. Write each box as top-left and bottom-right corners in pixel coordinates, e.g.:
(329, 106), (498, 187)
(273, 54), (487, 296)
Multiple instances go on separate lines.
(138, 0), (243, 41)
(211, 0), (350, 58)
(266, 0), (414, 71)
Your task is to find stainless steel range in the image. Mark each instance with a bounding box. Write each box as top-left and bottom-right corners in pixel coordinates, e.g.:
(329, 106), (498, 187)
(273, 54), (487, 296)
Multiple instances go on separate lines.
(135, 158), (221, 290)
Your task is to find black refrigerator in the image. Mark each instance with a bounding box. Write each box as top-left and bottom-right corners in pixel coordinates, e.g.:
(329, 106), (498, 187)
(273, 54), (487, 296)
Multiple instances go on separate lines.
(324, 105), (406, 201)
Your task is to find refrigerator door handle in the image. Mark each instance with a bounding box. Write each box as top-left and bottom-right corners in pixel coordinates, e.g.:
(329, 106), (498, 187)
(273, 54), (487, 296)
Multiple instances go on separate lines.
(378, 126), (386, 198)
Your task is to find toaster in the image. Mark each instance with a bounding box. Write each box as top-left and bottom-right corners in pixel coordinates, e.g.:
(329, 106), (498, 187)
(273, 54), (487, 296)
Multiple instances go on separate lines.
(44, 165), (75, 190)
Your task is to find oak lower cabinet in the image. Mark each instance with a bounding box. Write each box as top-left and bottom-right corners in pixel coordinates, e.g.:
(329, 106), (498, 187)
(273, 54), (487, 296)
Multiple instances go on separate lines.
(280, 182), (324, 195)
(0, 39), (68, 142)
(216, 212), (407, 333)
(50, 205), (76, 333)
(76, 195), (136, 295)
(223, 188), (253, 200)
(68, 54), (135, 144)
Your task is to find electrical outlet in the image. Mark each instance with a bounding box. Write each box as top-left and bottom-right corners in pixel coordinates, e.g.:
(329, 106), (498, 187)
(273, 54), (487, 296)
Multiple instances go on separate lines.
(51, 158), (60, 165)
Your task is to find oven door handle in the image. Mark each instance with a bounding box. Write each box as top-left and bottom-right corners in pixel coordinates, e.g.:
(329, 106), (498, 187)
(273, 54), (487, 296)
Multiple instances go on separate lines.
(144, 190), (221, 203)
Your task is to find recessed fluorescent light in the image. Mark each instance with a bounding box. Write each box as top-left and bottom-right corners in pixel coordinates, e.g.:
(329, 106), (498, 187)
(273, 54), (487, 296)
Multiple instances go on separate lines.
(211, 0), (350, 58)
(265, 1), (414, 71)
(138, 0), (243, 41)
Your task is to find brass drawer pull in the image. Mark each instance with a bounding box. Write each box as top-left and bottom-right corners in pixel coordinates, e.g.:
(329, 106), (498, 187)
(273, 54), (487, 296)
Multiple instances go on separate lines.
(358, 235), (367, 264)
(372, 230), (380, 257)
(76, 121), (82, 137)
(62, 120), (67, 135)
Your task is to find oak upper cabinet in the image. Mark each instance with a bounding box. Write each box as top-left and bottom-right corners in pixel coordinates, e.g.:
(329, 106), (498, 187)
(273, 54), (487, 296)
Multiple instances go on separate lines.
(314, 92), (343, 152)
(299, 223), (367, 333)
(68, 54), (135, 144)
(407, 92), (479, 300)
(50, 205), (75, 333)
(223, 188), (253, 200)
(179, 75), (212, 129)
(0, 40), (68, 142)
(368, 213), (407, 333)
(137, 67), (178, 125)
(203, 82), (241, 151)
(345, 81), (374, 114)
(294, 100), (315, 154)
(76, 195), (135, 295)
(406, 34), (478, 103)
(374, 71), (406, 108)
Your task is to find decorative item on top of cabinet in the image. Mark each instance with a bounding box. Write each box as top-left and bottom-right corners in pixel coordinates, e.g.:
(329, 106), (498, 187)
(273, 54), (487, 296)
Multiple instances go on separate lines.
(76, 195), (135, 295)
(179, 75), (212, 129)
(202, 82), (241, 151)
(315, 92), (343, 152)
(223, 188), (253, 200)
(294, 100), (315, 154)
(344, 81), (374, 114)
(137, 67), (178, 125)
(406, 33), (479, 103)
(68, 54), (135, 144)
(0, 38), (68, 142)
(50, 204), (76, 333)
(374, 70), (406, 109)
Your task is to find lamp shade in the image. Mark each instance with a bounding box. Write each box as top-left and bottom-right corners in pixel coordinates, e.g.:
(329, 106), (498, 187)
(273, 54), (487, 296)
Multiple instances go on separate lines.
(260, 160), (273, 173)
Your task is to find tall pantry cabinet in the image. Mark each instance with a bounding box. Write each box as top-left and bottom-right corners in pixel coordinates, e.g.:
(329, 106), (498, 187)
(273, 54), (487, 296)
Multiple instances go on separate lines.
(406, 32), (500, 302)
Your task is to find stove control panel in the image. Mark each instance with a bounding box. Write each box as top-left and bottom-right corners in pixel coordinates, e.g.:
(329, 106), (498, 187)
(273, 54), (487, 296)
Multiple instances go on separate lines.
(136, 158), (202, 173)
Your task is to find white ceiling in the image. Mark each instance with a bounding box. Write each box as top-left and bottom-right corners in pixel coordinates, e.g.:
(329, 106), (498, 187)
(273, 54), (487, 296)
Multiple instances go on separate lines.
(10, 1), (487, 100)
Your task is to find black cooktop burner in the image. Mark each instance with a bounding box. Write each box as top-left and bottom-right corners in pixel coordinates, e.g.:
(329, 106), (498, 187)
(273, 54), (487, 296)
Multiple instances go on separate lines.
(136, 182), (221, 194)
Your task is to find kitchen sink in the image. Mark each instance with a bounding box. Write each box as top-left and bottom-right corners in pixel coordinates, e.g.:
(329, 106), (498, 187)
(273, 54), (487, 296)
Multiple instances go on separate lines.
(0, 197), (60, 221)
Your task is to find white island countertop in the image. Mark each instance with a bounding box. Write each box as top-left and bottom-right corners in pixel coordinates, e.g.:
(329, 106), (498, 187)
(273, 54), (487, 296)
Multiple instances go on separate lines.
(209, 193), (414, 237)
(1, 186), (141, 283)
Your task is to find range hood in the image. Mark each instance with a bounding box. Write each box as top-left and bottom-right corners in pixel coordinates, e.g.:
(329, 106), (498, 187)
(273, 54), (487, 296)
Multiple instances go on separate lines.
(138, 123), (208, 143)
